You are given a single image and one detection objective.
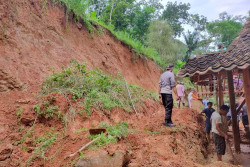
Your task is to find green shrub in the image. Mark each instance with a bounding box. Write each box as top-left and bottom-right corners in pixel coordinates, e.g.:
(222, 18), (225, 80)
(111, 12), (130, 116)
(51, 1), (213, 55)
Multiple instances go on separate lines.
(88, 122), (129, 148)
(33, 103), (60, 119)
(26, 129), (58, 164)
(41, 60), (157, 114)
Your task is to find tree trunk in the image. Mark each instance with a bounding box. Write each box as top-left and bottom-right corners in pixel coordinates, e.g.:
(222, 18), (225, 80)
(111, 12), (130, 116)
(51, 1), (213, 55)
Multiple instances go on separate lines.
(97, 0), (102, 17)
(110, 0), (116, 25)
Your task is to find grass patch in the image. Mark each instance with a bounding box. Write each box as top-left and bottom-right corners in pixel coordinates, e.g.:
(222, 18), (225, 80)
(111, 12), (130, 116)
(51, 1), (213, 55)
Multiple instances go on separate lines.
(75, 128), (88, 134)
(41, 60), (157, 115)
(169, 125), (185, 134)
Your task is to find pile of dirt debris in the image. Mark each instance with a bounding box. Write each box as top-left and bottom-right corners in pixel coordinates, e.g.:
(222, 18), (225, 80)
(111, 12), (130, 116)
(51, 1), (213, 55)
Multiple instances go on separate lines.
(0, 0), (240, 167)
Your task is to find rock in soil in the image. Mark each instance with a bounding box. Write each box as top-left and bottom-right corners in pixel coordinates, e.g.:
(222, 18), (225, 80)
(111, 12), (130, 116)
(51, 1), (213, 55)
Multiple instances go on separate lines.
(76, 150), (129, 167)
(0, 144), (13, 161)
(20, 110), (35, 126)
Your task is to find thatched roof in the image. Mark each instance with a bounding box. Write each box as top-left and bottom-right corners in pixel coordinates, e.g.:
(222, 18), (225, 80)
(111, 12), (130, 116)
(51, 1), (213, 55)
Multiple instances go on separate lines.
(177, 20), (250, 78)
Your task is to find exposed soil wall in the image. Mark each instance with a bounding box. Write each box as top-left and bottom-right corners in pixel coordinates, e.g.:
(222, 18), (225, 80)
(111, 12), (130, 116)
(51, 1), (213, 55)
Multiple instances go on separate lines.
(0, 0), (161, 93)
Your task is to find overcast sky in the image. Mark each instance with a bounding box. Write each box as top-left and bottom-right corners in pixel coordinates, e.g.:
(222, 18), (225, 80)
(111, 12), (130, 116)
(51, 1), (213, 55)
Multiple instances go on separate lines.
(161, 0), (249, 21)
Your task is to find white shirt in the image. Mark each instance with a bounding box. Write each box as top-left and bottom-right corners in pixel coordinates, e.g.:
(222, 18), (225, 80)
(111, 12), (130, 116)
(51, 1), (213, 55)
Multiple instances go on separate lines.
(188, 92), (193, 100)
(211, 111), (227, 136)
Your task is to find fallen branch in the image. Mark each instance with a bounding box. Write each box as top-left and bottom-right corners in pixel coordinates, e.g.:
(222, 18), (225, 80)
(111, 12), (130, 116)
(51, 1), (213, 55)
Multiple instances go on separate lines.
(67, 132), (107, 158)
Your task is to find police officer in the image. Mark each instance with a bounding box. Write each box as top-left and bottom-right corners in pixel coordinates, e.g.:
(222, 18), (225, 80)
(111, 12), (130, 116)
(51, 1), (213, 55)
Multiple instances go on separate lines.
(159, 64), (177, 127)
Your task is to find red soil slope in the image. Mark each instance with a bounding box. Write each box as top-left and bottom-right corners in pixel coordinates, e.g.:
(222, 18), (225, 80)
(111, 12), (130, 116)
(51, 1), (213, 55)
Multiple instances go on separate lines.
(0, 0), (160, 93)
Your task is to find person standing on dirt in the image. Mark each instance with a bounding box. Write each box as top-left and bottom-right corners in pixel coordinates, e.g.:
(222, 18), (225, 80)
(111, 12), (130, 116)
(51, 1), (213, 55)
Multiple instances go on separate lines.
(187, 89), (200, 108)
(211, 105), (229, 161)
(159, 64), (177, 127)
(177, 82), (185, 108)
(201, 102), (215, 143)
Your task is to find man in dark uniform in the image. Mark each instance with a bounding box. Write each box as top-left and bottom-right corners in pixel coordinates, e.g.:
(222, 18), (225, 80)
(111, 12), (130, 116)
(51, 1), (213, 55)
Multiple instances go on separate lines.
(201, 102), (215, 143)
(159, 64), (177, 127)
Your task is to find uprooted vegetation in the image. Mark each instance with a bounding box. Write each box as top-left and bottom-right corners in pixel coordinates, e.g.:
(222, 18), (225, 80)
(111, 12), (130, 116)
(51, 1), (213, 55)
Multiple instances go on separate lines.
(12, 61), (158, 165)
(41, 60), (158, 115)
(87, 122), (129, 149)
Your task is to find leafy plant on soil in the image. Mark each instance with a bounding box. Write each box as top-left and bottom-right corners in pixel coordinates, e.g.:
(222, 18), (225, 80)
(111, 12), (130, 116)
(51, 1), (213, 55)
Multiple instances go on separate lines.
(87, 122), (129, 149)
(16, 107), (24, 118)
(26, 129), (58, 165)
(33, 98), (68, 130)
(41, 60), (157, 115)
(34, 99), (63, 119)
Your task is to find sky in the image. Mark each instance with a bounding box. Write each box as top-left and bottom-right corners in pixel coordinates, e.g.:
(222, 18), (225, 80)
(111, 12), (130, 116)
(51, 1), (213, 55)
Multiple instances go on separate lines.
(161, 0), (249, 21)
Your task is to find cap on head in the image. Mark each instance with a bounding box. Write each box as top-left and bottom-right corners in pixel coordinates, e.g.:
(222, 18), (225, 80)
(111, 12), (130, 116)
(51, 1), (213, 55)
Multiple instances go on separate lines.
(166, 63), (174, 70)
(181, 82), (184, 85)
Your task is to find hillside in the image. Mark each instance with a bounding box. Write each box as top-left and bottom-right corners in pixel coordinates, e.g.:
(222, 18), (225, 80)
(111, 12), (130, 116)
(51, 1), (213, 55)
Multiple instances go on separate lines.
(0, 1), (238, 167)
(0, 0), (161, 93)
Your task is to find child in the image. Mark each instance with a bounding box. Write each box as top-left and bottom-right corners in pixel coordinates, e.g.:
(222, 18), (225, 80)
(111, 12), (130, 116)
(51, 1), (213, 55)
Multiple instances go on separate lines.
(201, 102), (215, 143)
(211, 105), (229, 161)
(202, 97), (209, 109)
(188, 89), (200, 108)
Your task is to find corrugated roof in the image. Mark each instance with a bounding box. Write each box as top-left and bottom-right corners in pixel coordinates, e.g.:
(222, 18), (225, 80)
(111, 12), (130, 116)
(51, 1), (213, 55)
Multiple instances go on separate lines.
(177, 20), (250, 78)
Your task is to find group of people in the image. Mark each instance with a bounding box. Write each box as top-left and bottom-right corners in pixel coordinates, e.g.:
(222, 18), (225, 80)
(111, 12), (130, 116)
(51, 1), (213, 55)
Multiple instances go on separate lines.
(158, 63), (248, 162)
(200, 101), (229, 161)
(158, 63), (204, 127)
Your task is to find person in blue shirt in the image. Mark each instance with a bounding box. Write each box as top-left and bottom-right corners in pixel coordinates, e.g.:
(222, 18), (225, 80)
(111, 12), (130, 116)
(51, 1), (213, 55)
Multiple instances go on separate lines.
(200, 102), (215, 143)
(202, 97), (209, 109)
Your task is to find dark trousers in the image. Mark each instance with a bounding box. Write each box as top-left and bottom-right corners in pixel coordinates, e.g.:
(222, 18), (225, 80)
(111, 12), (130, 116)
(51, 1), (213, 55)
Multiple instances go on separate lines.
(161, 93), (173, 123)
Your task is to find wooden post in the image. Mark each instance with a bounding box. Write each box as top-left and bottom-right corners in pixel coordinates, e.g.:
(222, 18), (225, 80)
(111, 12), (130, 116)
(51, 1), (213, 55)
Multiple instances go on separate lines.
(242, 69), (250, 128)
(214, 74), (219, 110)
(227, 71), (241, 153)
(196, 84), (199, 97)
(218, 72), (224, 107)
(201, 85), (204, 98)
(205, 85), (207, 97)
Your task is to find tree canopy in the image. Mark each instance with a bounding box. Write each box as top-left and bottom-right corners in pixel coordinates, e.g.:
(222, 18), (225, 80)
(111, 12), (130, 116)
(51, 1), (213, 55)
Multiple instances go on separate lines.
(57, 0), (247, 67)
(207, 12), (244, 47)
